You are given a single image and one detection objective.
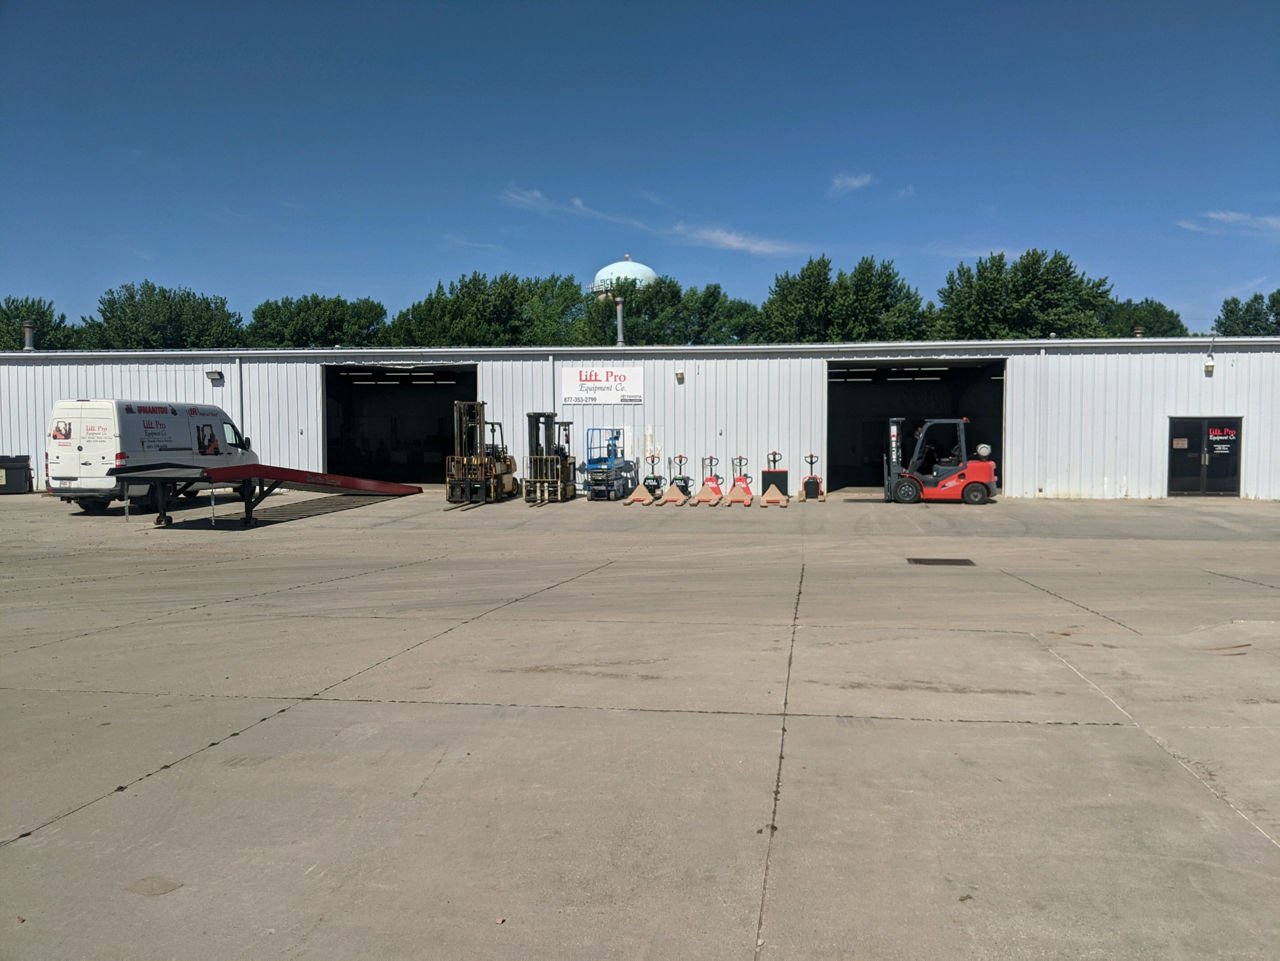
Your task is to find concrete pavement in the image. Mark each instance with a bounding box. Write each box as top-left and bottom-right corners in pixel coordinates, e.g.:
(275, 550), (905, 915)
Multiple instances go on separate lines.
(2, 489), (1278, 959)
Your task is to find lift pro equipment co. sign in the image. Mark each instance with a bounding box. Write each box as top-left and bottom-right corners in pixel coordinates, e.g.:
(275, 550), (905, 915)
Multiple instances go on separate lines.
(560, 366), (644, 405)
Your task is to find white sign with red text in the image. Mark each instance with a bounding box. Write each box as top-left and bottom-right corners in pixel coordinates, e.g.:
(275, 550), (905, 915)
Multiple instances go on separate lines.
(560, 366), (644, 405)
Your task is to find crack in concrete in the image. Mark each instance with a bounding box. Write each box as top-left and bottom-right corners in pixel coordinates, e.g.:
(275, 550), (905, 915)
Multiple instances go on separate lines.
(0, 685), (1138, 726)
(1002, 570), (1142, 635)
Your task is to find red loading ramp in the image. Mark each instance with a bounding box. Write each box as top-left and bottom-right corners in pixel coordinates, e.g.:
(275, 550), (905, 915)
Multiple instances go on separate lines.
(109, 462), (421, 527)
(205, 464), (423, 497)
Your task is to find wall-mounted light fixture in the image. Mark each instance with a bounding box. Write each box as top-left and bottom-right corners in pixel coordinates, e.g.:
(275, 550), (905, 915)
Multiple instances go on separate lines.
(206, 370), (224, 384)
(675, 369), (685, 384)
(1204, 338), (1216, 377)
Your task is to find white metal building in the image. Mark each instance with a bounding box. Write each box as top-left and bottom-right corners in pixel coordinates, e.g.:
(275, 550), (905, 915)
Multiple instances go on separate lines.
(2, 337), (1276, 499)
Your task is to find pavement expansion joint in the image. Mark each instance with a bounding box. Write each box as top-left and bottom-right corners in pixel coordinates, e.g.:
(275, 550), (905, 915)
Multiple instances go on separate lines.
(6, 557), (446, 655)
(309, 559), (618, 699)
(1203, 569), (1280, 590)
(1047, 646), (1280, 852)
(0, 698), (308, 849)
(754, 562), (805, 960)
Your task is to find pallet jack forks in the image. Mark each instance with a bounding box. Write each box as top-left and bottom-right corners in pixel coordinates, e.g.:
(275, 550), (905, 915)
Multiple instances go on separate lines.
(623, 455), (657, 506)
(724, 456), (753, 506)
(690, 455), (723, 506)
(656, 454), (691, 506)
(798, 453), (826, 502)
(759, 451), (789, 507)
(623, 479), (654, 505)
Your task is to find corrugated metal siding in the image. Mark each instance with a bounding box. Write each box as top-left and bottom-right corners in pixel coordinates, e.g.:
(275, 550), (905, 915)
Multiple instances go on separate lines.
(477, 358), (556, 465)
(0, 357), (278, 486)
(237, 359), (324, 471)
(477, 355), (826, 485)
(3, 343), (1275, 498)
(1005, 350), (1279, 498)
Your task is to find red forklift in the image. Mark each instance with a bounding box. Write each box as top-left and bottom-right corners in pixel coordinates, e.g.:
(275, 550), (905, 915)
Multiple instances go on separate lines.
(883, 417), (997, 505)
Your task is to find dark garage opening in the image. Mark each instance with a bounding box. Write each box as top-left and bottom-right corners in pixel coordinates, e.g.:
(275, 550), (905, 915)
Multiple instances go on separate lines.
(827, 360), (1005, 491)
(324, 364), (477, 483)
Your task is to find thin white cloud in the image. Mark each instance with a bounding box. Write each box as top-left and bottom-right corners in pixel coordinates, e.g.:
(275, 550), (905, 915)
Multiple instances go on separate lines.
(501, 186), (806, 257)
(501, 188), (557, 213)
(501, 187), (646, 229)
(1179, 210), (1280, 234)
(1205, 210), (1280, 232)
(1218, 276), (1269, 299)
(671, 222), (807, 256)
(922, 241), (1013, 262)
(897, 185), (915, 198)
(830, 173), (873, 195)
(442, 234), (503, 252)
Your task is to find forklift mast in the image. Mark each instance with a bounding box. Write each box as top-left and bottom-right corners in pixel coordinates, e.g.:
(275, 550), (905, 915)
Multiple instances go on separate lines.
(446, 400), (518, 504)
(524, 412), (576, 503)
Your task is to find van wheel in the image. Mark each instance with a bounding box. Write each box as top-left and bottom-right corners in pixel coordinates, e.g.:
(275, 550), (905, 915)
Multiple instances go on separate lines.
(78, 498), (111, 513)
(962, 483), (989, 505)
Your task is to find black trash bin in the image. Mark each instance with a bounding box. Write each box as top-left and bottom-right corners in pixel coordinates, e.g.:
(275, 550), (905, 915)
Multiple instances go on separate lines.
(0, 455), (34, 494)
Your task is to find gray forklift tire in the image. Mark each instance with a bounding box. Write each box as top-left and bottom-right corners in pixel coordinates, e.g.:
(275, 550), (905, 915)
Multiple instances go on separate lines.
(893, 479), (921, 504)
(962, 482), (989, 505)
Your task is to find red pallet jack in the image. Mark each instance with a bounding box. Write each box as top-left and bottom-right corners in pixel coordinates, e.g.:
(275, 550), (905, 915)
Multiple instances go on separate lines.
(656, 454), (692, 506)
(759, 451), (789, 507)
(797, 453), (826, 502)
(725, 456), (753, 506)
(691, 455), (724, 506)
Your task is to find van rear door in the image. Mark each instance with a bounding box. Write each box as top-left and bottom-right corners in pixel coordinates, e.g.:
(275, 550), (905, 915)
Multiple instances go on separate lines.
(47, 401), (117, 493)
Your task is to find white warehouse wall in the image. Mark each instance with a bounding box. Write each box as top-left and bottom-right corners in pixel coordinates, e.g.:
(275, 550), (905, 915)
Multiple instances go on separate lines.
(3, 340), (1277, 498)
(480, 355), (827, 486)
(1004, 348), (1279, 498)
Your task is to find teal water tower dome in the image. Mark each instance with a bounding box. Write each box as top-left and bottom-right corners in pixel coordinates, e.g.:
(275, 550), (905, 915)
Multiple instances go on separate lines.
(590, 254), (658, 295)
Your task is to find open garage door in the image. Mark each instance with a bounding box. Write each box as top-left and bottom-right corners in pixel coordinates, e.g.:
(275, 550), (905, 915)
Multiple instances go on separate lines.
(827, 360), (1005, 491)
(324, 364), (477, 483)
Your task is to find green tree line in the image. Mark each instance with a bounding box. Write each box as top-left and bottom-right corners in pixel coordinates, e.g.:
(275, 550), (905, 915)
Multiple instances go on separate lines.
(5, 250), (1277, 352)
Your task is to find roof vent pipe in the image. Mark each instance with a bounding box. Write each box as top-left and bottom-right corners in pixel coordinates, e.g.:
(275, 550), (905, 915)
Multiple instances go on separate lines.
(22, 320), (35, 351)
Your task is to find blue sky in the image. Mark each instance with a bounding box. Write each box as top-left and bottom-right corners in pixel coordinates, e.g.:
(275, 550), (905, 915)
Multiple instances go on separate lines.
(3, 0), (1277, 334)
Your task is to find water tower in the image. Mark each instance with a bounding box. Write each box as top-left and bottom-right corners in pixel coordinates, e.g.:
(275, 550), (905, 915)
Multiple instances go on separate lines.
(590, 254), (658, 347)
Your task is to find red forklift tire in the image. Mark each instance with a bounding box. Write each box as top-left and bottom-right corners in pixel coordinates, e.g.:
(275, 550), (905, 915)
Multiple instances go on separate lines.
(962, 483), (989, 505)
(892, 478), (922, 504)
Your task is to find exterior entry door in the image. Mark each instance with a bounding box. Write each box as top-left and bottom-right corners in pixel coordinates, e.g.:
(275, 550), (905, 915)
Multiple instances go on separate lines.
(1168, 418), (1242, 495)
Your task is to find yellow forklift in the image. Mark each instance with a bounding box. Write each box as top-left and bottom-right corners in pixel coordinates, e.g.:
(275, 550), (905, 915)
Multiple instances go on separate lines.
(445, 401), (518, 504)
(524, 412), (576, 503)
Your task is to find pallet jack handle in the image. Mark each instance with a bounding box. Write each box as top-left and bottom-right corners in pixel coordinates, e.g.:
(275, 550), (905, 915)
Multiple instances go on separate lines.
(768, 450), (782, 469)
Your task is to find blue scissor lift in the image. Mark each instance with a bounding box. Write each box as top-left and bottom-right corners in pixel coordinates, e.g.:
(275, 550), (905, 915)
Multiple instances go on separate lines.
(583, 427), (634, 501)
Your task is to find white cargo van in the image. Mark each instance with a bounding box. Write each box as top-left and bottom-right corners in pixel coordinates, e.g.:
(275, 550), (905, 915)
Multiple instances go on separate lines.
(45, 399), (258, 511)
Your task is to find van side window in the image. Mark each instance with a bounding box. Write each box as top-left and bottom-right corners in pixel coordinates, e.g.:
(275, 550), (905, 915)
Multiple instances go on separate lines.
(221, 422), (244, 449)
